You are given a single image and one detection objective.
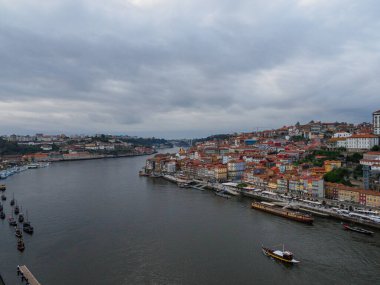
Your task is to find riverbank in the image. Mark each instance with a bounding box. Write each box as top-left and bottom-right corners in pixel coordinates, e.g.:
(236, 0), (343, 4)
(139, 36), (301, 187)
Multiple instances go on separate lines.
(0, 151), (156, 181)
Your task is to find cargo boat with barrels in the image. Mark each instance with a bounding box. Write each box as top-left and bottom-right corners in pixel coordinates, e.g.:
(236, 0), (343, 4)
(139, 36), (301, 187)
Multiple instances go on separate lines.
(252, 202), (314, 224)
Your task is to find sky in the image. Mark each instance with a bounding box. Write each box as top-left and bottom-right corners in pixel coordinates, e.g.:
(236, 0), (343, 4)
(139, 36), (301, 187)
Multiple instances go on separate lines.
(1, 0), (380, 138)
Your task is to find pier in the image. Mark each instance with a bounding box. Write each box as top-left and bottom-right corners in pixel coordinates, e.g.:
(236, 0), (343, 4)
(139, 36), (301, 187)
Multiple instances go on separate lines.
(17, 265), (41, 285)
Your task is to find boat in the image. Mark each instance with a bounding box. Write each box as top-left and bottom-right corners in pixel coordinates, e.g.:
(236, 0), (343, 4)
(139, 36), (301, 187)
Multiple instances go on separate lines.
(8, 216), (17, 226)
(252, 202), (314, 224)
(23, 210), (34, 234)
(215, 191), (231, 199)
(343, 224), (374, 235)
(18, 212), (24, 223)
(262, 244), (300, 264)
(17, 238), (25, 252)
(0, 184), (5, 191)
(0, 203), (2, 212)
(0, 211), (5, 219)
(1, 194), (6, 201)
(14, 204), (19, 215)
(10, 193), (15, 206)
(15, 227), (23, 238)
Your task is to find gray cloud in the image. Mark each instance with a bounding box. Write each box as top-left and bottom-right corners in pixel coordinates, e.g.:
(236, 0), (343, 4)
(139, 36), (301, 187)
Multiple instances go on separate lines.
(1, 0), (380, 138)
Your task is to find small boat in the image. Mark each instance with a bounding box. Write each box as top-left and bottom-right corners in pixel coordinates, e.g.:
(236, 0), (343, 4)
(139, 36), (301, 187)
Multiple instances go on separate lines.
(15, 227), (23, 238)
(215, 191), (231, 199)
(17, 238), (25, 252)
(0, 203), (3, 212)
(0, 211), (5, 219)
(262, 244), (300, 264)
(18, 213), (24, 223)
(23, 224), (34, 234)
(0, 184), (6, 191)
(10, 193), (15, 206)
(8, 216), (17, 226)
(14, 204), (19, 215)
(23, 210), (34, 234)
(343, 224), (374, 235)
(1, 194), (6, 201)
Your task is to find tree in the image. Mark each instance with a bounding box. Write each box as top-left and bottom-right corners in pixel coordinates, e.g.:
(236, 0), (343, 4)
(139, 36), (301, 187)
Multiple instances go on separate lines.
(346, 153), (363, 163)
(371, 145), (380, 151)
(324, 168), (352, 186)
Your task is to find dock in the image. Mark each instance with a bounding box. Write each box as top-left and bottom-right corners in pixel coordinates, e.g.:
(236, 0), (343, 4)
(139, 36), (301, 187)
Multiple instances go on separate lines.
(17, 265), (41, 285)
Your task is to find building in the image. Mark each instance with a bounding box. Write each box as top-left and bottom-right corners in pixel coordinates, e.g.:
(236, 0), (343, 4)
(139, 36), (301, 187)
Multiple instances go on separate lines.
(346, 134), (379, 151)
(324, 160), (342, 172)
(333, 132), (352, 138)
(373, 109), (380, 135)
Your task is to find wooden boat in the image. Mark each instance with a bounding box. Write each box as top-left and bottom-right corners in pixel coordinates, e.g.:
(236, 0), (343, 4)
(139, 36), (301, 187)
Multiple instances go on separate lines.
(262, 244), (300, 264)
(15, 227), (23, 238)
(252, 202), (313, 224)
(10, 193), (15, 206)
(23, 210), (34, 234)
(17, 238), (25, 252)
(14, 204), (20, 215)
(8, 216), (17, 226)
(343, 224), (374, 235)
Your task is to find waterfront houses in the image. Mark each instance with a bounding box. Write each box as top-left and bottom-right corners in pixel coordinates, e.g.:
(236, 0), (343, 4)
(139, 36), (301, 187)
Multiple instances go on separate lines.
(143, 115), (380, 209)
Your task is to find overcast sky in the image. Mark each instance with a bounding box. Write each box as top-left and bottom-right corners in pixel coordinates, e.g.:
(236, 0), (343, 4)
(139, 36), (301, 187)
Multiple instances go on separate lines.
(1, 0), (380, 138)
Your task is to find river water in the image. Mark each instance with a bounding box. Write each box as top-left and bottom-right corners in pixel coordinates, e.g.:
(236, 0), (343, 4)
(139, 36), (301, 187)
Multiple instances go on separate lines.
(0, 152), (379, 285)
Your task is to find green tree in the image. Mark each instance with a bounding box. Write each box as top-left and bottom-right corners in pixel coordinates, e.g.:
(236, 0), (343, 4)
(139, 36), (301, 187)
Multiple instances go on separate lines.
(371, 145), (380, 151)
(324, 168), (352, 186)
(346, 153), (363, 163)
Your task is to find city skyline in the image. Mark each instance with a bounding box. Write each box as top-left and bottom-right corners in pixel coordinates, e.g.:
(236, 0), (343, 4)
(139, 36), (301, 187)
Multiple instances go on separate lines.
(2, 0), (380, 137)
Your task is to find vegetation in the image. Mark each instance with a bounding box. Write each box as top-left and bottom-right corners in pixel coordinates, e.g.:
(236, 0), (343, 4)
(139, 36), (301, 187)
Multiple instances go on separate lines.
(192, 134), (231, 145)
(123, 137), (173, 147)
(324, 168), (353, 186)
(237, 183), (248, 188)
(353, 164), (363, 179)
(290, 135), (307, 142)
(0, 138), (41, 155)
(346, 152), (363, 163)
(371, 145), (380, 151)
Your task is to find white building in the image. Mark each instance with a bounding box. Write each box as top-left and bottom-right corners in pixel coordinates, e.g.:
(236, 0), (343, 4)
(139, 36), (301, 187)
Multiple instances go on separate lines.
(333, 132), (352, 138)
(346, 134), (379, 150)
(373, 109), (380, 135)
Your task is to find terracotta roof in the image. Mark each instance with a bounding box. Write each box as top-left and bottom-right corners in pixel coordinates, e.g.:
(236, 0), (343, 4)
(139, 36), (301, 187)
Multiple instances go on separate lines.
(350, 134), (379, 138)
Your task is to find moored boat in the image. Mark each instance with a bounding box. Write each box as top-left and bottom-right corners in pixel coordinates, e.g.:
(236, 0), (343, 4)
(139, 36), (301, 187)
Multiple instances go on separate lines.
(23, 210), (34, 234)
(0, 211), (5, 219)
(252, 202), (314, 224)
(8, 216), (17, 226)
(17, 238), (25, 252)
(262, 245), (300, 264)
(10, 193), (15, 206)
(343, 224), (374, 235)
(1, 194), (6, 201)
(14, 204), (19, 215)
(215, 191), (231, 199)
(15, 227), (23, 238)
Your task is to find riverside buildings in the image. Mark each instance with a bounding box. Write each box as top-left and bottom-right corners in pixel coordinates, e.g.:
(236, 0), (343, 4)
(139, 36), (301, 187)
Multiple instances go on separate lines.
(145, 116), (380, 208)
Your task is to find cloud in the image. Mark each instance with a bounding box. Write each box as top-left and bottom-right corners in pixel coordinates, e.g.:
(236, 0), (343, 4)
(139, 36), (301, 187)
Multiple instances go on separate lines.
(1, 0), (380, 138)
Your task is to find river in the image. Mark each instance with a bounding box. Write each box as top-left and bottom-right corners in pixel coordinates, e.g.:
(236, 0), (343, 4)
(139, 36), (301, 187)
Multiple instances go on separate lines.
(0, 152), (379, 284)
